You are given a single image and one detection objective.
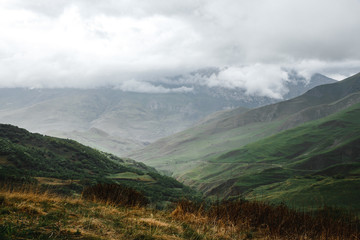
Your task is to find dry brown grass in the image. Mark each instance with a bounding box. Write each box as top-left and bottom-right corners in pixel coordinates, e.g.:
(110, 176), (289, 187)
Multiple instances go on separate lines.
(0, 185), (208, 239)
(0, 184), (81, 204)
(2, 184), (358, 239)
(0, 156), (10, 165)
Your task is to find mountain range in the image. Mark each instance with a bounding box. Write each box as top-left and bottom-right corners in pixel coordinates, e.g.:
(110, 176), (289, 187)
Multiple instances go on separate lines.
(0, 72), (335, 157)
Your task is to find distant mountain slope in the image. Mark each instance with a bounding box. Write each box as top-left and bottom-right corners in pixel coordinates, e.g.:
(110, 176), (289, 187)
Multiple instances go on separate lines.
(0, 124), (197, 205)
(129, 72), (360, 183)
(0, 88), (249, 156)
(283, 72), (337, 99)
(0, 73), (334, 156)
(47, 127), (146, 157)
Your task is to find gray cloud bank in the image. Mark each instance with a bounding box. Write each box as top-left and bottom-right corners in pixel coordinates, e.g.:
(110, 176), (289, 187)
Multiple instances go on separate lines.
(0, 0), (360, 97)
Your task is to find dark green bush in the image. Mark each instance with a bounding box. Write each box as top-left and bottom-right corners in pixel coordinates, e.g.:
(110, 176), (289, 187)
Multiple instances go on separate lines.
(82, 183), (149, 207)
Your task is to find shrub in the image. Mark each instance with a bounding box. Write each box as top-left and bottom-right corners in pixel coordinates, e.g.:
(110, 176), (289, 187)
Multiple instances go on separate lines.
(82, 183), (148, 207)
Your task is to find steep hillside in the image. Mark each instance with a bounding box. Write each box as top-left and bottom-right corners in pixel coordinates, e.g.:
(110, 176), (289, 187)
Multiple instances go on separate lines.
(180, 102), (360, 210)
(0, 124), (198, 205)
(129, 72), (360, 183)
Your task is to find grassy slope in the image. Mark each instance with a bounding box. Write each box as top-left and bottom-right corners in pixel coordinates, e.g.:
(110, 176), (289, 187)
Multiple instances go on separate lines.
(129, 72), (360, 178)
(0, 124), (198, 204)
(129, 111), (284, 176)
(0, 189), (207, 240)
(192, 103), (360, 210)
(0, 188), (266, 240)
(215, 102), (360, 166)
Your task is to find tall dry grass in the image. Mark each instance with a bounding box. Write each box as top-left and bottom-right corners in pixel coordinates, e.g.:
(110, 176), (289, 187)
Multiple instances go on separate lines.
(172, 199), (360, 240)
(0, 183), (168, 239)
(0, 182), (81, 205)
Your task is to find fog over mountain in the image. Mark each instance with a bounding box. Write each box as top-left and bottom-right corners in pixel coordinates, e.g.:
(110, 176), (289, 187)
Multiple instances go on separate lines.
(0, 0), (360, 96)
(0, 72), (335, 156)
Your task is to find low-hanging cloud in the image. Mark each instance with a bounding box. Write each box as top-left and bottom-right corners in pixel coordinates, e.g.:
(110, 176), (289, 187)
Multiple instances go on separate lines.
(0, 0), (360, 92)
(207, 65), (289, 99)
(172, 64), (289, 99)
(115, 79), (193, 94)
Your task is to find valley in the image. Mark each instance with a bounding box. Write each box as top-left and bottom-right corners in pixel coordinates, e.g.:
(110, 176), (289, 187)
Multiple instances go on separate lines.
(0, 73), (359, 213)
(2, 1), (360, 238)
(130, 72), (360, 210)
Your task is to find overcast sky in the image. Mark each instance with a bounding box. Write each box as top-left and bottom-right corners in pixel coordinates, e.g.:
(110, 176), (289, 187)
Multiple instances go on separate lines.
(1, 0), (360, 97)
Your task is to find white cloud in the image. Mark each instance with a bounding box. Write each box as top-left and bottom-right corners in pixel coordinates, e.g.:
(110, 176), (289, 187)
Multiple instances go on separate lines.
(184, 64), (289, 99)
(286, 59), (360, 81)
(0, 0), (359, 92)
(326, 74), (347, 81)
(115, 79), (193, 93)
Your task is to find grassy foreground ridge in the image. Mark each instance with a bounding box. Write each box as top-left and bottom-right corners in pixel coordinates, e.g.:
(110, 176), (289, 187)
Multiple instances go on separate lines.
(1, 185), (359, 240)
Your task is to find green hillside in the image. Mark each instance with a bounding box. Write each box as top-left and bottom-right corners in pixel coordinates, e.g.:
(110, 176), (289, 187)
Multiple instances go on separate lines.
(215, 102), (360, 167)
(0, 124), (198, 205)
(186, 102), (360, 210)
